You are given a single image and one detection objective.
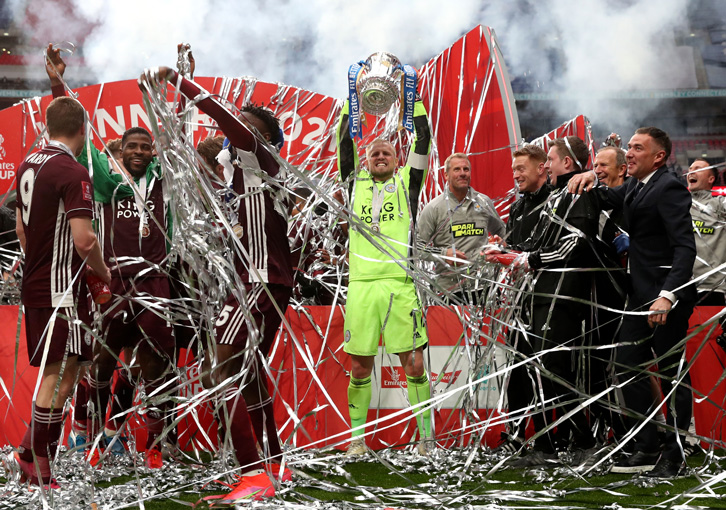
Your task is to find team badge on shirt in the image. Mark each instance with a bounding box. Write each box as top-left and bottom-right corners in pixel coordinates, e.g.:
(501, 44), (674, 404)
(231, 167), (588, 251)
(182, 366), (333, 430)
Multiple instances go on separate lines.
(385, 183), (396, 193)
(81, 181), (93, 202)
(344, 330), (351, 343)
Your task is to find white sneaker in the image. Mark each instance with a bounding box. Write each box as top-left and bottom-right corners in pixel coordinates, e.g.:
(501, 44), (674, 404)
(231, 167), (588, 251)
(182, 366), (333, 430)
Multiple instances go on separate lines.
(345, 438), (367, 456)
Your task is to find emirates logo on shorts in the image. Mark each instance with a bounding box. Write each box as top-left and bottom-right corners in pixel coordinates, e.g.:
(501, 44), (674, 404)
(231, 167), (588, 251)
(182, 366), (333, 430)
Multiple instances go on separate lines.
(380, 367), (462, 389)
(84, 331), (92, 346)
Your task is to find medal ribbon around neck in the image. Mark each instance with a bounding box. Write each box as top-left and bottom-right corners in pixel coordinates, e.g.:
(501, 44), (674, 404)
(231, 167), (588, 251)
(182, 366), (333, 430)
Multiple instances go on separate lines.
(134, 174), (155, 238)
(370, 182), (389, 232)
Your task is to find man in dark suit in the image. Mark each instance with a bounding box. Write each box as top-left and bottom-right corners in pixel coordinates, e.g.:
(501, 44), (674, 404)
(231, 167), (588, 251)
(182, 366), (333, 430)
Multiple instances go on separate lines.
(569, 127), (696, 478)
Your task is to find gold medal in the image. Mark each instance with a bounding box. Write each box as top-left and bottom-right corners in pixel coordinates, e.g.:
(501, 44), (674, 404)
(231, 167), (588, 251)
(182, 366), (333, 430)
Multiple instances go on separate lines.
(232, 223), (244, 239)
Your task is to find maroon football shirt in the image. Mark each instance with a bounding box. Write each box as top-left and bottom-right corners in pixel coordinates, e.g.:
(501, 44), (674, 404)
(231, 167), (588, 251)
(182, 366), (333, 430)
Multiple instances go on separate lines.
(176, 73), (293, 288)
(16, 142), (94, 307)
(97, 170), (168, 278)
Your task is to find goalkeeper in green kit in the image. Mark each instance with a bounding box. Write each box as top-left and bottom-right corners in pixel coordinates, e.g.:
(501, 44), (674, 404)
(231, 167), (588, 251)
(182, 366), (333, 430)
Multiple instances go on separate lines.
(336, 91), (433, 456)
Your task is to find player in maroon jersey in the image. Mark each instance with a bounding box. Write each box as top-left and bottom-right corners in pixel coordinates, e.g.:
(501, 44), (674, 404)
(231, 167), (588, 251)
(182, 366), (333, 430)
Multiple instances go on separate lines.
(46, 46), (175, 470)
(140, 66), (294, 502)
(8, 94), (110, 489)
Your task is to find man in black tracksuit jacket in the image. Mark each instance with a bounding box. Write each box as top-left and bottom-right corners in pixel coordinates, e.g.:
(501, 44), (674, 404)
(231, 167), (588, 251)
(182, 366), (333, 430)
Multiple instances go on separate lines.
(498, 145), (551, 451)
(492, 137), (600, 465)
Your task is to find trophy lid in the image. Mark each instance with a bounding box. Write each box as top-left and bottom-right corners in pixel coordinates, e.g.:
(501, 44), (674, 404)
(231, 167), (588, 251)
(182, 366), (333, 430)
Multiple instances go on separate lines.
(363, 51), (403, 72)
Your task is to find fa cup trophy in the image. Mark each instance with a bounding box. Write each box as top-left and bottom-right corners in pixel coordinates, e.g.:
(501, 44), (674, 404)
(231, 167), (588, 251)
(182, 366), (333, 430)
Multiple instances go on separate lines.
(347, 52), (418, 139)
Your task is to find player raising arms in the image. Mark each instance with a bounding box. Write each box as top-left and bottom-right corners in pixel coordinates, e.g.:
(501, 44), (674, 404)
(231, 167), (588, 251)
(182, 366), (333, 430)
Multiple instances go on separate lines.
(46, 45), (176, 469)
(139, 66), (294, 503)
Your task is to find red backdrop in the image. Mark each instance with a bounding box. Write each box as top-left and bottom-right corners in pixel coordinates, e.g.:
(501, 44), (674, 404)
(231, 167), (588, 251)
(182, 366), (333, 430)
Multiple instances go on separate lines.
(2, 305), (726, 452)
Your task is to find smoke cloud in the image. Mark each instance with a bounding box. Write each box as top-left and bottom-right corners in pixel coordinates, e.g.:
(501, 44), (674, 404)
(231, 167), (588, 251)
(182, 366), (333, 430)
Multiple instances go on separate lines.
(478, 0), (696, 140)
(8, 0), (698, 140)
(9, 0), (481, 98)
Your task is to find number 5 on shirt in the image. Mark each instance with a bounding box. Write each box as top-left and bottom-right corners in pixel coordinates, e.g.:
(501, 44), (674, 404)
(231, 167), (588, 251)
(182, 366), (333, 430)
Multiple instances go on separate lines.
(215, 305), (235, 327)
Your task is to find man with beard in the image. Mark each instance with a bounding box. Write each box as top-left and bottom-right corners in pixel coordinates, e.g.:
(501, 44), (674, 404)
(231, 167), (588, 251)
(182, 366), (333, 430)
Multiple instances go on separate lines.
(140, 64), (294, 502)
(336, 94), (432, 456)
(47, 46), (175, 470)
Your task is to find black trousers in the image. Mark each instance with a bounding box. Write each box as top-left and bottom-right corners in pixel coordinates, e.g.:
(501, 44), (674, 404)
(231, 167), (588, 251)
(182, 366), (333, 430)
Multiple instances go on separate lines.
(615, 298), (694, 461)
(505, 325), (535, 439)
(589, 272), (629, 441)
(528, 301), (594, 452)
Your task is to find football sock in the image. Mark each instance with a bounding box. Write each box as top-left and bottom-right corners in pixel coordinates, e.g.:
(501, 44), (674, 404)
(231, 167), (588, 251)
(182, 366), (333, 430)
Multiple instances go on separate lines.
(18, 404), (50, 463)
(248, 397), (283, 459)
(109, 370), (135, 431)
(46, 407), (65, 459)
(144, 375), (170, 450)
(73, 376), (90, 432)
(406, 374), (432, 438)
(88, 375), (112, 439)
(220, 386), (263, 472)
(347, 376), (372, 438)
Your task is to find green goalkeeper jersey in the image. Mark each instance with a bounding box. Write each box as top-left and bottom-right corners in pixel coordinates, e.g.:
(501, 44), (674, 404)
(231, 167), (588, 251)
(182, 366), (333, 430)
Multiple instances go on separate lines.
(336, 99), (431, 281)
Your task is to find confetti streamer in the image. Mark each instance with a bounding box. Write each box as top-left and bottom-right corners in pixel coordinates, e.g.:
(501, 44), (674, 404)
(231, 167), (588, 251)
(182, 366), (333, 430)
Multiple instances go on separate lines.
(0, 24), (725, 510)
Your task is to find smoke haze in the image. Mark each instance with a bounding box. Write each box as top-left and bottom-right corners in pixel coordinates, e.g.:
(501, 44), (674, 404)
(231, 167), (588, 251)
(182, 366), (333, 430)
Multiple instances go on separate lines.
(479, 0), (696, 139)
(8, 0), (697, 138)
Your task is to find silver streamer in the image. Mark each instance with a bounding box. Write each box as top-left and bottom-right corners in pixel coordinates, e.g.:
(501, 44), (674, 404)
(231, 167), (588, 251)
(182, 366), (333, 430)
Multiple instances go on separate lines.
(1, 41), (726, 510)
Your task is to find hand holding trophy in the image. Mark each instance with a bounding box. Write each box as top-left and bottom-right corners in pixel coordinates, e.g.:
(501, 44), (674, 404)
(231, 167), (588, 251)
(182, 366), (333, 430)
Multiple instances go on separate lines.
(347, 52), (418, 139)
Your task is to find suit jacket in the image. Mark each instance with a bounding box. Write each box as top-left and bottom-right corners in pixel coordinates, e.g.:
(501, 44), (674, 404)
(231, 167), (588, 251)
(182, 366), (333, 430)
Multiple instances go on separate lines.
(597, 165), (696, 308)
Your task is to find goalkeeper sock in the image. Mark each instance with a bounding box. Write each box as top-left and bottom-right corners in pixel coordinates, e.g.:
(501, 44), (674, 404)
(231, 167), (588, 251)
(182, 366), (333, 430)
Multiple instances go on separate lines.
(347, 376), (372, 438)
(407, 373), (432, 438)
